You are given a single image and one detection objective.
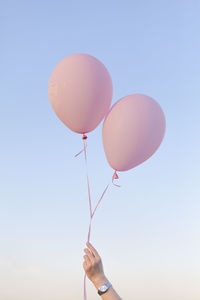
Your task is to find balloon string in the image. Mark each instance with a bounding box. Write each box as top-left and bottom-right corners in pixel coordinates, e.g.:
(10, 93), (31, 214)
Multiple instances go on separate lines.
(75, 135), (120, 300)
(83, 182), (109, 300)
(75, 134), (87, 158)
(75, 148), (85, 157)
(82, 138), (93, 218)
(82, 135), (110, 300)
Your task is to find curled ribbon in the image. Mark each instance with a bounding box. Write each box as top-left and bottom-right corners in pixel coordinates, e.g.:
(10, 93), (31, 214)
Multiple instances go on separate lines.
(75, 134), (120, 300)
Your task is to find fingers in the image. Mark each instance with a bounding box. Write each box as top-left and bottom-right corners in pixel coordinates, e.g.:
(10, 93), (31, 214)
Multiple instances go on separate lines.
(86, 242), (100, 259)
(84, 248), (95, 263)
(83, 242), (101, 270)
(83, 254), (90, 265)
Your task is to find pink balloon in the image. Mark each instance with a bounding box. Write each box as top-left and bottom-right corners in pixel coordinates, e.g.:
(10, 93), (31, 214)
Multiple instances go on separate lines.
(102, 94), (166, 172)
(48, 54), (113, 134)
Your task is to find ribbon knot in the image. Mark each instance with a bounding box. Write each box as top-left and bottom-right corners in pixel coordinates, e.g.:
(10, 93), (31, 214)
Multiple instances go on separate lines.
(82, 134), (87, 140)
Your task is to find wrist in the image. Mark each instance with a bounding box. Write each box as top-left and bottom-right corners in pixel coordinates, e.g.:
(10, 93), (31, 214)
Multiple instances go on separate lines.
(91, 274), (108, 289)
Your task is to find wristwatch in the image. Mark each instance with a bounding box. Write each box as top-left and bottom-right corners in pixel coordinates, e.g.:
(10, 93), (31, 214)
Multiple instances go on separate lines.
(98, 282), (112, 295)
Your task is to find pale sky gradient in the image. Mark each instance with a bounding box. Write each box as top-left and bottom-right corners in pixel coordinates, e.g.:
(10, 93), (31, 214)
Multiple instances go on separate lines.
(1, 1), (200, 299)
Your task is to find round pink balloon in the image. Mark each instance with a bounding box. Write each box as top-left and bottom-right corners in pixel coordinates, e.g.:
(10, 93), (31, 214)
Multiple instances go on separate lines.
(102, 94), (166, 172)
(48, 54), (113, 134)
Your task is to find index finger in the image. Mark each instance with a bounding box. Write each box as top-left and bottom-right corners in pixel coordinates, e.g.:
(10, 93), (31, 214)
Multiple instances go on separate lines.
(86, 242), (100, 258)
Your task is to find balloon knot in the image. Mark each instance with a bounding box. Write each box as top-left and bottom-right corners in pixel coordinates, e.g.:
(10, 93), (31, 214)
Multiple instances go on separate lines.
(82, 134), (88, 140)
(112, 171), (120, 187)
(113, 171), (119, 179)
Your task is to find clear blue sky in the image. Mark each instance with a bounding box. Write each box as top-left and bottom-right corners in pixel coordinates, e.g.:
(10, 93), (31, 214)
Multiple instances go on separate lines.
(1, 1), (200, 299)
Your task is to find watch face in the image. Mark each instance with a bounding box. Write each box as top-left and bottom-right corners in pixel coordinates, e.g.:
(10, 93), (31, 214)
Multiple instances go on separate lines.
(100, 285), (107, 292)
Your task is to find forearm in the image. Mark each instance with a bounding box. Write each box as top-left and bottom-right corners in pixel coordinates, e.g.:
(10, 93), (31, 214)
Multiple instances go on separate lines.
(92, 275), (122, 300)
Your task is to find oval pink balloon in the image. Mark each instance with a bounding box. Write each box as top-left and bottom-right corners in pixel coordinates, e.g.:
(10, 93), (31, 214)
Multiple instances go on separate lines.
(102, 94), (166, 172)
(48, 53), (113, 134)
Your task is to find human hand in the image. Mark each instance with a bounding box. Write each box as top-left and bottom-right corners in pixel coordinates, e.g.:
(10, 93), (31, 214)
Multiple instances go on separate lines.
(83, 242), (107, 285)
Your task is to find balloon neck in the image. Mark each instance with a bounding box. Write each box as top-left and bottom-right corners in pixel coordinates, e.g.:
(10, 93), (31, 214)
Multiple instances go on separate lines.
(82, 134), (88, 140)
